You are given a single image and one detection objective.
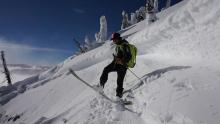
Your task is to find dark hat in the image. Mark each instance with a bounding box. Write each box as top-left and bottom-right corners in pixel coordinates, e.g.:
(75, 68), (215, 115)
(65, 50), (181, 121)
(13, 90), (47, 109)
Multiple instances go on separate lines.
(111, 32), (121, 40)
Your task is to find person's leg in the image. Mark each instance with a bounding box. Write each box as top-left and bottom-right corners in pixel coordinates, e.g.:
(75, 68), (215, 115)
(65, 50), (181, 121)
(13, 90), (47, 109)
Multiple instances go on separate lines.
(100, 62), (116, 87)
(116, 65), (127, 98)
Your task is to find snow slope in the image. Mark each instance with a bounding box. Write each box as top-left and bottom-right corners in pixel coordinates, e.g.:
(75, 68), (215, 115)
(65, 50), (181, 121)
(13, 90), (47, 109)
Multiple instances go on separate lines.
(1, 0), (220, 124)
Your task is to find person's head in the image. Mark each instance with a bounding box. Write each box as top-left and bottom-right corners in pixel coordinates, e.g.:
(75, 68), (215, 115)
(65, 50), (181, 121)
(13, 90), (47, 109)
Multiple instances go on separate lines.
(111, 32), (121, 44)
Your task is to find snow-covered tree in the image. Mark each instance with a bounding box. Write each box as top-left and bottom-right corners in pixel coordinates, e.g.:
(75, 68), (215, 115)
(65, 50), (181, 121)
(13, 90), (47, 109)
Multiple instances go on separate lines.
(146, 0), (154, 13)
(135, 7), (146, 22)
(154, 0), (159, 13)
(84, 35), (91, 46)
(95, 15), (107, 43)
(135, 10), (140, 22)
(146, 0), (157, 23)
(130, 12), (137, 25)
(73, 38), (85, 53)
(121, 10), (130, 29)
(166, 0), (172, 9)
(135, 6), (146, 23)
(84, 35), (92, 51)
(139, 6), (146, 19)
(1, 51), (12, 86)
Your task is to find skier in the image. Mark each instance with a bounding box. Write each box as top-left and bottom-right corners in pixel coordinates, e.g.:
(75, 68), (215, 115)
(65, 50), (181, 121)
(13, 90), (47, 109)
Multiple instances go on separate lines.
(96, 32), (131, 101)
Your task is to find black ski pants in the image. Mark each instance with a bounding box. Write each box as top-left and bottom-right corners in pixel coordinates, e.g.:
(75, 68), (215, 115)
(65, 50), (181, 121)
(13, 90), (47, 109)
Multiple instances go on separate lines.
(100, 62), (127, 98)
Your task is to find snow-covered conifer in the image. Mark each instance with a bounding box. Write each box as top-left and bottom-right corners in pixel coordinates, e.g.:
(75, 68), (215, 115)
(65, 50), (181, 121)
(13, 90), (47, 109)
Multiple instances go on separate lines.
(154, 0), (159, 13)
(139, 6), (146, 19)
(121, 11), (130, 29)
(135, 7), (146, 23)
(84, 35), (92, 51)
(166, 0), (171, 9)
(95, 15), (107, 43)
(146, 0), (157, 23)
(146, 0), (154, 12)
(130, 13), (137, 25)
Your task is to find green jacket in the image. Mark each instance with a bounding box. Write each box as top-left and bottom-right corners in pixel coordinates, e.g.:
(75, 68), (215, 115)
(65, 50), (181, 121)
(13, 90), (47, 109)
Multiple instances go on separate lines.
(114, 39), (131, 65)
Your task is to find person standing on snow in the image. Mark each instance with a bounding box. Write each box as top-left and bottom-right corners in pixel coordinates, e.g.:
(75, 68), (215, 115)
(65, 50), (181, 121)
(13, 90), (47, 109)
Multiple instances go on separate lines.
(96, 32), (131, 100)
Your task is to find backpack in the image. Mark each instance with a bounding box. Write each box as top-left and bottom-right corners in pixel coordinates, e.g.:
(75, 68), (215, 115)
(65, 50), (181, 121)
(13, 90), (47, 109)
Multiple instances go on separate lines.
(115, 41), (137, 68)
(126, 44), (137, 68)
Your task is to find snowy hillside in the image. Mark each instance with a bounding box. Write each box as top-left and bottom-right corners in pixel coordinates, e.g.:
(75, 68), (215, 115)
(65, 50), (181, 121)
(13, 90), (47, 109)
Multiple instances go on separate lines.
(1, 0), (220, 124)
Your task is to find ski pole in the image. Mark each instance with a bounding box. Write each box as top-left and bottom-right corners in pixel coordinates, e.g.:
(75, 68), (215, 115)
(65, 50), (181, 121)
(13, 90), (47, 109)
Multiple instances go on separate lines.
(123, 68), (145, 95)
(128, 68), (142, 82)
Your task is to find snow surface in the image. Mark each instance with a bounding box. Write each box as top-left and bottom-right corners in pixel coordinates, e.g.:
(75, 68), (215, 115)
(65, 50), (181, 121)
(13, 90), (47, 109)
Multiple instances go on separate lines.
(1, 0), (220, 123)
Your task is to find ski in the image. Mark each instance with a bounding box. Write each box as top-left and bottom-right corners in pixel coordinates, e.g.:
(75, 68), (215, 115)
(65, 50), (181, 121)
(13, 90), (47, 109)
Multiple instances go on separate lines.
(69, 69), (140, 115)
(69, 69), (118, 104)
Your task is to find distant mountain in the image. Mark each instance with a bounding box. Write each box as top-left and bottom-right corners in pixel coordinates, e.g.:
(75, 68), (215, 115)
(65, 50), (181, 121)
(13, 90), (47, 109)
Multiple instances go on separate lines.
(0, 64), (50, 86)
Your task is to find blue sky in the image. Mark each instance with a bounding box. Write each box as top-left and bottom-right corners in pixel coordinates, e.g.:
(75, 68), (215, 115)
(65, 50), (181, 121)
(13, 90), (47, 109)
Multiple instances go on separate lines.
(0, 0), (181, 66)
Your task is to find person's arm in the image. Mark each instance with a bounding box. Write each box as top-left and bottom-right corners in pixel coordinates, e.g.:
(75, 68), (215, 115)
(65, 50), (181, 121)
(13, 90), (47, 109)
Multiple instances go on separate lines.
(122, 44), (131, 63)
(114, 46), (124, 65)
